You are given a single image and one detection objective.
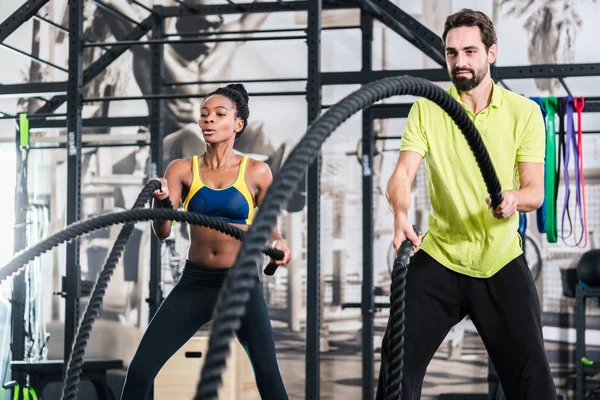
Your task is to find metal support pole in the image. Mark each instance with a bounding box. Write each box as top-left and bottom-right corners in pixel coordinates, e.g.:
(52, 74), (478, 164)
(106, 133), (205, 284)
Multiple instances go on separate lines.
(63, 0), (84, 367)
(360, 9), (375, 399)
(306, 0), (322, 398)
(148, 4), (164, 333)
(147, 8), (164, 398)
(11, 124), (26, 382)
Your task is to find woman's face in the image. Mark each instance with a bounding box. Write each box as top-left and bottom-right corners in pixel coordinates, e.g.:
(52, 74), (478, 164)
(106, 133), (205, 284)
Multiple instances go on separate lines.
(198, 95), (243, 144)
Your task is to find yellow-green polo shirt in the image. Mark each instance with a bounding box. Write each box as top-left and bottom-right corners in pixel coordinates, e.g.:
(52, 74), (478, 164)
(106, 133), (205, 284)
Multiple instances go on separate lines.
(400, 83), (545, 278)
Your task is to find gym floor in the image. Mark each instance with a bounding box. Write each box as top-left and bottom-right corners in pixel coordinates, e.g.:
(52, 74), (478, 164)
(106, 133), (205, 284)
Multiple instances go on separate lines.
(271, 323), (600, 399)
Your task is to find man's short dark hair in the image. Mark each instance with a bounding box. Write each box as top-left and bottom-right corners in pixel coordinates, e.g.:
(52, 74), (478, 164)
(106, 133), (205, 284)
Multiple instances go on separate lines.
(442, 9), (497, 51)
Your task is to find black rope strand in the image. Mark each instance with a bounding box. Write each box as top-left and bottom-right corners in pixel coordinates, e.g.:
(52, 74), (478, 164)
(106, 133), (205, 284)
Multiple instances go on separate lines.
(0, 208), (283, 285)
(386, 227), (420, 399)
(60, 180), (165, 400)
(0, 189), (283, 400)
(193, 76), (503, 399)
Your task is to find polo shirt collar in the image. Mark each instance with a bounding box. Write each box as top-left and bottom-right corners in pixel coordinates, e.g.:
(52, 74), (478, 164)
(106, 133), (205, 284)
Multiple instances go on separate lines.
(448, 80), (503, 109)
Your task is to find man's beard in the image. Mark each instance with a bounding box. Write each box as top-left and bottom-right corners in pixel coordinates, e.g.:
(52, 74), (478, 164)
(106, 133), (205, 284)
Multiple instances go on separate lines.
(451, 67), (486, 92)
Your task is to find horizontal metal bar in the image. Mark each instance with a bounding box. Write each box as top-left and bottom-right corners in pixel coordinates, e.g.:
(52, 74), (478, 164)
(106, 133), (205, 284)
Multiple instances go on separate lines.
(370, 99), (600, 120)
(0, 82), (67, 98)
(27, 142), (150, 149)
(322, 63), (600, 85)
(83, 91), (306, 102)
(164, 27), (307, 37)
(28, 112), (68, 118)
(323, 24), (361, 31)
(373, 131), (600, 137)
(164, 77), (306, 86)
(84, 35), (306, 47)
(322, 68), (448, 85)
(375, 135), (402, 140)
(164, 24), (360, 38)
(0, 112), (68, 120)
(33, 14), (68, 34)
(496, 63), (600, 80)
(28, 132), (147, 144)
(371, 103), (412, 119)
(0, 43), (67, 72)
(341, 302), (390, 309)
(29, 116), (150, 129)
(0, 110), (15, 118)
(161, 0), (359, 17)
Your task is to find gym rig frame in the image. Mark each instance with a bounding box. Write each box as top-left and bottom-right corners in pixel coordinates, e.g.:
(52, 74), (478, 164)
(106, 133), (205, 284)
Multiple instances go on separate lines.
(2, 0), (600, 399)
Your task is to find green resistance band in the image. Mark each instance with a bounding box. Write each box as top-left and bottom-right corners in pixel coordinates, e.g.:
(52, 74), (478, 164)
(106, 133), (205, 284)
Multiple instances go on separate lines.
(22, 386), (38, 400)
(0, 382), (20, 400)
(1, 381), (38, 400)
(19, 113), (30, 148)
(582, 356), (594, 365)
(542, 97), (558, 243)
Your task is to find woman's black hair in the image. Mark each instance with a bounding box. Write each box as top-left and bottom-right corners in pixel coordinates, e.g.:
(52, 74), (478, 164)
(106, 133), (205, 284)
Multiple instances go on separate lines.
(205, 83), (249, 139)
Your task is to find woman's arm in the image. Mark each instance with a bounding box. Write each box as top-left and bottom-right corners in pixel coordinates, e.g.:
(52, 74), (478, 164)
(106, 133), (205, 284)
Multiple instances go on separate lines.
(151, 159), (187, 240)
(251, 160), (292, 266)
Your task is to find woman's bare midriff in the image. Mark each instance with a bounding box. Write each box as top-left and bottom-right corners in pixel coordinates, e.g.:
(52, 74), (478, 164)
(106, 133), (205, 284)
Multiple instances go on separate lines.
(186, 224), (250, 268)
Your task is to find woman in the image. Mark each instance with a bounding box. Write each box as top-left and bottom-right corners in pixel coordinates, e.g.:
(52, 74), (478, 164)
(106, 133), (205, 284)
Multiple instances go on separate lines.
(120, 83), (292, 400)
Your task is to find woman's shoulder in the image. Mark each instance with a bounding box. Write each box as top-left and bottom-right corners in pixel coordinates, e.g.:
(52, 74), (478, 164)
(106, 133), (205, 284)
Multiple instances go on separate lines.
(165, 157), (195, 175)
(244, 156), (272, 179)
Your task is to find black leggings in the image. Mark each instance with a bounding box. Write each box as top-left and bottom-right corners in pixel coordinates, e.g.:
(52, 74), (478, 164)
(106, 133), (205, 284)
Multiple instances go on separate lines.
(376, 250), (557, 400)
(120, 260), (288, 400)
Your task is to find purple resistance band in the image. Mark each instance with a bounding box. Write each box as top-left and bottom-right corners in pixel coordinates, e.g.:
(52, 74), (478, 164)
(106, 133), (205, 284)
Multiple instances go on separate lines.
(561, 96), (574, 242)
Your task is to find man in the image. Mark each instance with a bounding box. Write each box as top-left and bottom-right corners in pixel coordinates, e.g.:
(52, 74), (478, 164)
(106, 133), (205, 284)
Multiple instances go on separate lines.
(377, 8), (557, 400)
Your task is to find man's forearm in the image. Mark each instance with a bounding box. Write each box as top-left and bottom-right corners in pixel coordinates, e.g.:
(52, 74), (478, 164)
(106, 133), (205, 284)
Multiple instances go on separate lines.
(514, 186), (544, 212)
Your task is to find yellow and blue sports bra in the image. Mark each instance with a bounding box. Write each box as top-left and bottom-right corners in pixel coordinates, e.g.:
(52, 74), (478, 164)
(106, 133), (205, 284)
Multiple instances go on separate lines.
(182, 155), (255, 225)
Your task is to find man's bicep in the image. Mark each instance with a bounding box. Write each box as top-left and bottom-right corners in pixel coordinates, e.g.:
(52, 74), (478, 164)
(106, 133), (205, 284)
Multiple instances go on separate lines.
(392, 150), (424, 183)
(518, 162), (544, 189)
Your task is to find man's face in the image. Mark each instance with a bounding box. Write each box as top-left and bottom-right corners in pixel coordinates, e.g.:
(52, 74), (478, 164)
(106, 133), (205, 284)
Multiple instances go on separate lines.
(445, 26), (497, 92)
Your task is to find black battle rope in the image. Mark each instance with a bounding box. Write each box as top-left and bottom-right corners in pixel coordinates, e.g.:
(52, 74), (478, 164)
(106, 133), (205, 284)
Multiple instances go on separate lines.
(386, 226), (421, 399)
(1, 207), (283, 286)
(191, 76), (504, 400)
(60, 180), (167, 400)
(1, 194), (283, 400)
(1, 198), (283, 400)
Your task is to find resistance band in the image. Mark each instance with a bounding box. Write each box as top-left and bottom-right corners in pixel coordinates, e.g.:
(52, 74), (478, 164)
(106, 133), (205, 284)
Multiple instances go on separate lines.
(0, 382), (37, 400)
(542, 97), (558, 243)
(530, 97), (547, 234)
(559, 97), (573, 241)
(573, 97), (588, 247)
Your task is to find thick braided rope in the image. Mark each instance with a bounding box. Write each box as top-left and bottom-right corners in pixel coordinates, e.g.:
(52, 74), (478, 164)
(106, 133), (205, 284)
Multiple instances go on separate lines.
(1, 208), (282, 286)
(193, 76), (503, 399)
(2, 203), (282, 400)
(386, 235), (418, 399)
(60, 180), (165, 400)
